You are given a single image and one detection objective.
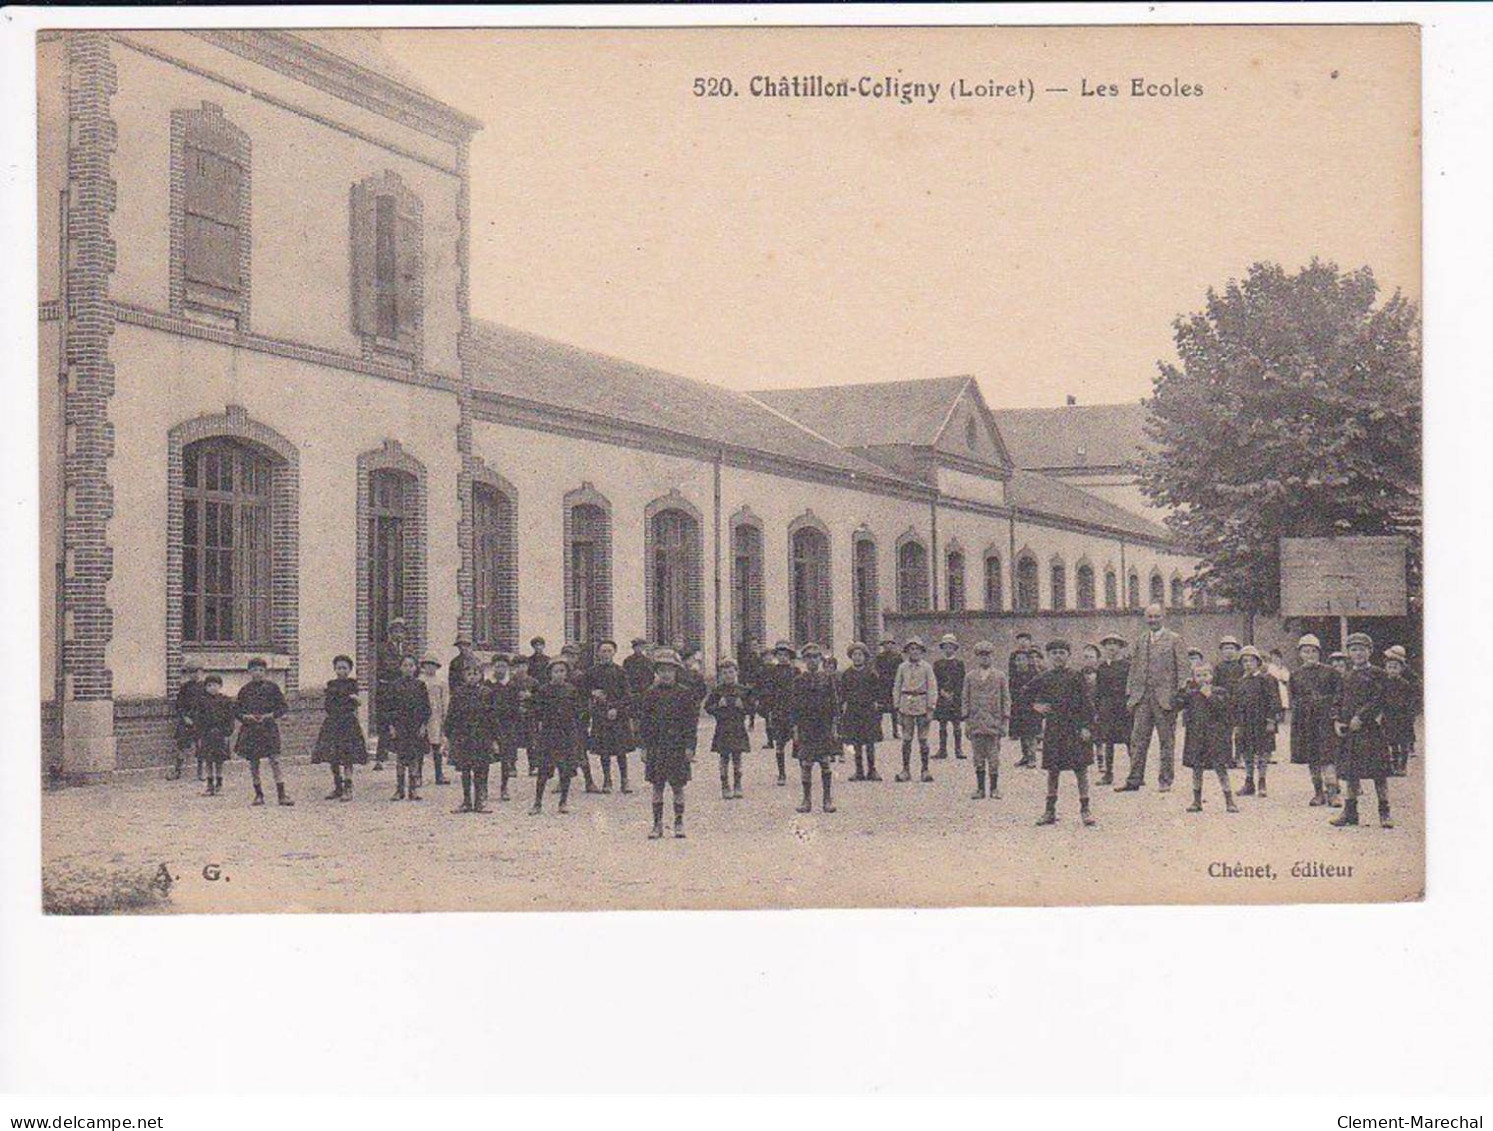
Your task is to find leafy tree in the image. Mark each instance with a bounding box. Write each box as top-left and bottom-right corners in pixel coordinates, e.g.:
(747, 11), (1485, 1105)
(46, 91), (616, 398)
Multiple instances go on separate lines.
(1138, 259), (1421, 612)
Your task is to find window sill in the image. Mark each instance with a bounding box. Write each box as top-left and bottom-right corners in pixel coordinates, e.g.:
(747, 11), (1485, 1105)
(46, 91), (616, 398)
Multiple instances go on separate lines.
(183, 648), (289, 672)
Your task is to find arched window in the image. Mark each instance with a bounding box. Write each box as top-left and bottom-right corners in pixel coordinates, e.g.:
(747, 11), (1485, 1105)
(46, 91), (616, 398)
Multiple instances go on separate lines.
(790, 517), (833, 649)
(1170, 575), (1185, 609)
(647, 497), (703, 649)
(983, 552), (1002, 611)
(1150, 570), (1166, 607)
(1076, 562), (1096, 610)
(1015, 553), (1040, 613)
(852, 532), (880, 647)
(946, 547), (967, 612)
(896, 535), (929, 613)
(181, 437), (274, 646)
(473, 480), (517, 651)
(1049, 558), (1067, 611)
(564, 490), (612, 645)
(1127, 570), (1141, 609)
(1104, 568), (1119, 610)
(731, 510), (765, 654)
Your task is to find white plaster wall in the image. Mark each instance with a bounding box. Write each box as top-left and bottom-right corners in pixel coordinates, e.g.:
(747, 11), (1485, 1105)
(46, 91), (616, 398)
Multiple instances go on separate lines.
(108, 35), (464, 377)
(37, 39), (66, 306)
(937, 466), (1007, 508)
(107, 322), (462, 698)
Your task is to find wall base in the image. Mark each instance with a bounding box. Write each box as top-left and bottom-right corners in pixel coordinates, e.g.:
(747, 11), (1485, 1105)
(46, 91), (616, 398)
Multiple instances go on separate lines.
(61, 699), (118, 776)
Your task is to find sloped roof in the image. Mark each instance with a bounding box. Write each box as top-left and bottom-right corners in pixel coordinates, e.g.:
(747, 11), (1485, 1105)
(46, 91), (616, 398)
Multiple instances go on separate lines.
(991, 402), (1152, 471)
(289, 29), (436, 99)
(466, 321), (912, 485)
(750, 375), (978, 449)
(1008, 469), (1170, 542)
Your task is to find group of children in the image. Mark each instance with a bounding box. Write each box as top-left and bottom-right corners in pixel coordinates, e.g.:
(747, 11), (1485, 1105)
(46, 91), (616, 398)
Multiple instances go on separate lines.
(167, 625), (1419, 837)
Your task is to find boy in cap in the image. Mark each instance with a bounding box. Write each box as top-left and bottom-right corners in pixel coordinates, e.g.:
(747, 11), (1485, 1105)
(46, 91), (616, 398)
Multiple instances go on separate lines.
(1331, 633), (1394, 829)
(790, 643), (839, 813)
(526, 636), (552, 686)
(486, 653), (523, 801)
(445, 656), (494, 813)
(1008, 633), (1034, 682)
(384, 654), (431, 802)
(1290, 635), (1343, 807)
(839, 642), (884, 782)
(1181, 663), (1238, 812)
(448, 635), (479, 692)
(893, 638), (938, 782)
(704, 658), (752, 799)
(636, 649), (698, 838)
(1234, 645), (1282, 798)
(529, 656), (587, 815)
(1092, 634), (1131, 786)
(510, 656), (540, 776)
(933, 634), (967, 760)
(195, 673), (236, 796)
(1007, 647), (1040, 769)
(1029, 641), (1097, 827)
(1215, 636), (1245, 769)
(584, 639), (635, 794)
(963, 641), (1008, 800)
(761, 642), (799, 785)
(419, 655), (449, 786)
(1382, 646), (1416, 777)
(874, 637), (902, 740)
(235, 658), (293, 807)
(171, 661), (205, 781)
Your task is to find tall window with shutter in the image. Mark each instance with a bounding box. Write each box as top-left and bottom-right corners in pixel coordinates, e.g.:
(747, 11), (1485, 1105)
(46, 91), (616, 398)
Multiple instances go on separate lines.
(351, 171), (423, 356)
(171, 104), (250, 325)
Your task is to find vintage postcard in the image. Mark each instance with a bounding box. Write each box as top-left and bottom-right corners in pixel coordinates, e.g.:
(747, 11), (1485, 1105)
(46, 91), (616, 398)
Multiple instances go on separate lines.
(37, 24), (1422, 913)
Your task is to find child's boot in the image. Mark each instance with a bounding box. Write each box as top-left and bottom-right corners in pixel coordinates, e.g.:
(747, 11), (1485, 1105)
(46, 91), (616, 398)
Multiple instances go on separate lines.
(1187, 790), (1203, 813)
(453, 774), (473, 814)
(775, 746), (787, 787)
(1330, 797), (1359, 827)
(601, 760), (614, 794)
(971, 766), (987, 800)
(822, 773), (836, 813)
(851, 750), (865, 781)
(276, 782), (294, 807)
(392, 766), (406, 801)
(252, 784), (266, 807)
(529, 777), (545, 816)
(673, 802), (686, 838)
(896, 743), (912, 782)
(920, 743), (934, 783)
(1036, 796), (1058, 826)
(866, 749), (881, 781)
(796, 775), (813, 814)
(1238, 773), (1255, 797)
(1080, 797), (1096, 827)
(649, 801), (664, 839)
(989, 766), (1001, 800)
(733, 764), (743, 799)
(1256, 768), (1267, 799)
(1378, 797), (1394, 829)
(557, 778), (572, 814)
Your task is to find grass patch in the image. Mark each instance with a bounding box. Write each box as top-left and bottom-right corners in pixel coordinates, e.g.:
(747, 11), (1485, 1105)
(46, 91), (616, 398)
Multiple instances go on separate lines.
(42, 861), (173, 915)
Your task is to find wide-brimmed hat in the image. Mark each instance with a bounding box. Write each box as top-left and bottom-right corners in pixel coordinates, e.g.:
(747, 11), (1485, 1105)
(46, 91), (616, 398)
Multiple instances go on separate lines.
(1240, 645), (1262, 661)
(1099, 633), (1126, 647)
(800, 642), (824, 658)
(902, 637), (926, 653)
(1218, 635), (1241, 649)
(1298, 634), (1322, 651)
(847, 641), (869, 659)
(454, 634), (472, 647)
(652, 648), (683, 668)
(1384, 645), (1408, 663)
(1345, 632), (1374, 649)
(973, 640), (994, 654)
(939, 633), (959, 647)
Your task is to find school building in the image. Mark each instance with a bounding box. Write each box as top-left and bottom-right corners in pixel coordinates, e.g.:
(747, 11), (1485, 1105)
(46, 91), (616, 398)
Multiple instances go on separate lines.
(38, 30), (1199, 776)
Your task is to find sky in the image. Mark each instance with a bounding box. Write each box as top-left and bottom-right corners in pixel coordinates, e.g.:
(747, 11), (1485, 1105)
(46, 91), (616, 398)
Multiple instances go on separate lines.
(381, 25), (1419, 408)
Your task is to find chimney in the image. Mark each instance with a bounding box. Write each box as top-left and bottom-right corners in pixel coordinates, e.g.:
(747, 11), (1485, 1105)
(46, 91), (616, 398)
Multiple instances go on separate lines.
(1066, 395), (1077, 406)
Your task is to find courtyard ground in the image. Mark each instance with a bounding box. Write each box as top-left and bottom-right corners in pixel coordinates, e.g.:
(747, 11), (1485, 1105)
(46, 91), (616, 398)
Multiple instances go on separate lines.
(40, 722), (1424, 913)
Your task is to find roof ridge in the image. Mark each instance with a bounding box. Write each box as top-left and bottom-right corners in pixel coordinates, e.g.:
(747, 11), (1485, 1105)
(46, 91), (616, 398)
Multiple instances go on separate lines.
(752, 372), (975, 396)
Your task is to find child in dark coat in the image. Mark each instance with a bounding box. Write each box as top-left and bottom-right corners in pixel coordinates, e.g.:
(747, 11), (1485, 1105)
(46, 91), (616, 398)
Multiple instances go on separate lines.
(1092, 635), (1131, 785)
(529, 657), (587, 815)
(172, 662), (206, 781)
(1181, 664), (1238, 812)
(704, 659), (752, 799)
(486, 654), (523, 801)
(195, 674), (236, 796)
(1028, 641), (1096, 827)
(838, 642), (884, 782)
(584, 640), (635, 794)
(637, 650), (700, 838)
(445, 660), (494, 813)
(1332, 633), (1394, 829)
(1008, 649), (1042, 768)
(932, 636), (966, 760)
(1382, 646), (1416, 777)
(235, 658), (293, 807)
(311, 655), (369, 801)
(760, 644), (798, 785)
(1290, 634), (1343, 807)
(383, 655), (431, 802)
(1234, 646), (1282, 797)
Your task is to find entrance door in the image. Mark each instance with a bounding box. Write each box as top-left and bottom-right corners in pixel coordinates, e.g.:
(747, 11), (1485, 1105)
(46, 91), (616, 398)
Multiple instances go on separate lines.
(368, 468), (411, 721)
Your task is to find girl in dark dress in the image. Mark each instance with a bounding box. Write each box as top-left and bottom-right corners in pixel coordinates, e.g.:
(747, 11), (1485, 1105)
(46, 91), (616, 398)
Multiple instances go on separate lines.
(1289, 635), (1343, 807)
(195, 674), (236, 796)
(704, 659), (753, 799)
(1181, 664), (1238, 812)
(486, 654), (523, 801)
(1028, 641), (1096, 827)
(235, 658), (293, 807)
(383, 655), (431, 802)
(1234, 647), (1282, 798)
(311, 655), (368, 801)
(838, 642), (884, 782)
(529, 658), (587, 815)
(445, 661), (494, 813)
(1007, 650), (1042, 768)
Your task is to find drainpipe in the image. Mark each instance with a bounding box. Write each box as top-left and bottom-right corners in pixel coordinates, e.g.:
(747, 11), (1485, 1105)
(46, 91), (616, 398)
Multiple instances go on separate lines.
(1119, 538), (1128, 607)
(1007, 505), (1018, 613)
(929, 494), (939, 610)
(712, 450), (723, 666)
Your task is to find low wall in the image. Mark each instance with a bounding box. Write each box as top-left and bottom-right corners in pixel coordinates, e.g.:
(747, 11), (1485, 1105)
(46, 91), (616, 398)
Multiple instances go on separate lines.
(882, 608), (1298, 660)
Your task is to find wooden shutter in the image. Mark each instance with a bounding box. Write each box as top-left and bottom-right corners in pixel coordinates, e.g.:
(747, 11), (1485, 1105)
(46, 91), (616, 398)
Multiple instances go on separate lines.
(394, 199), (421, 340)
(350, 180), (378, 337)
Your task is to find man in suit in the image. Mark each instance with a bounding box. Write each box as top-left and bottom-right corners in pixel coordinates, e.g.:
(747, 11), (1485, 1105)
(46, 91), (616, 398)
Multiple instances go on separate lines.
(1117, 604), (1190, 793)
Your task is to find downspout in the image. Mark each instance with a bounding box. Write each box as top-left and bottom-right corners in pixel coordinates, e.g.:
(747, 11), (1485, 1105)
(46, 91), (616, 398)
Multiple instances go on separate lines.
(1007, 505), (1018, 612)
(712, 449), (723, 666)
(1119, 538), (1128, 607)
(929, 493), (939, 610)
